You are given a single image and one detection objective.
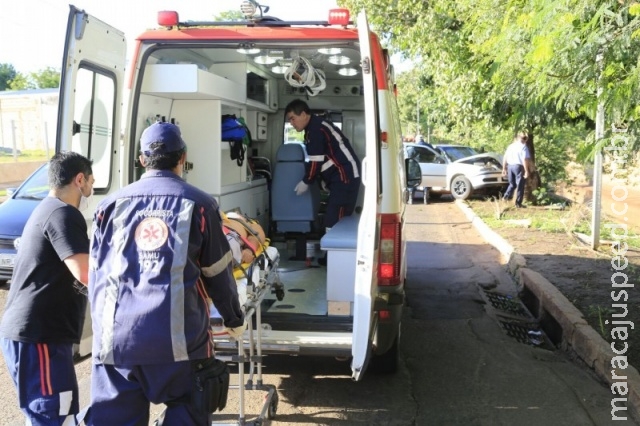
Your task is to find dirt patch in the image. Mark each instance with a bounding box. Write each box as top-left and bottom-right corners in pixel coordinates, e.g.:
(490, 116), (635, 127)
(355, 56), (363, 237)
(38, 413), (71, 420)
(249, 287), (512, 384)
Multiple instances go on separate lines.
(466, 198), (640, 370)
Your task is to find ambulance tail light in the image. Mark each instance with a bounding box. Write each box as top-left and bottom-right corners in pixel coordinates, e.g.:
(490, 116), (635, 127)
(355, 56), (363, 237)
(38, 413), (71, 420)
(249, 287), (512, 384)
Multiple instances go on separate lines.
(328, 8), (350, 26)
(158, 11), (179, 27)
(378, 214), (401, 286)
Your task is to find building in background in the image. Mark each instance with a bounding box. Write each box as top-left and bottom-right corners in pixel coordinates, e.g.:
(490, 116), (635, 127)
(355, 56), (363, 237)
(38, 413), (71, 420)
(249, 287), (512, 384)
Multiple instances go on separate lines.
(0, 88), (58, 156)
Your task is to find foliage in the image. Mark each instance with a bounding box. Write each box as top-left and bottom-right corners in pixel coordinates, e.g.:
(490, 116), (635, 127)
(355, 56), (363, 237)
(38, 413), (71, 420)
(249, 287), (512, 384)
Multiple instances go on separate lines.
(338, 0), (640, 172)
(0, 64), (60, 91)
(0, 63), (17, 91)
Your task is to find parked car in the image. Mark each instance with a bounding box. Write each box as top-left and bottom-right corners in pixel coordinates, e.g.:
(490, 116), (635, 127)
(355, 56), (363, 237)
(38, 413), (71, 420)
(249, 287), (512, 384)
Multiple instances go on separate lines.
(0, 147), (22, 156)
(0, 163), (49, 285)
(404, 143), (507, 200)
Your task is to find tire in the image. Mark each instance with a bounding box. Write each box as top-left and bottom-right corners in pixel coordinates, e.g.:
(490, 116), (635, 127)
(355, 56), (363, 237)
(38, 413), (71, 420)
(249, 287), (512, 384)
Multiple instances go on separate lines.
(370, 331), (400, 374)
(267, 391), (279, 419)
(450, 175), (472, 200)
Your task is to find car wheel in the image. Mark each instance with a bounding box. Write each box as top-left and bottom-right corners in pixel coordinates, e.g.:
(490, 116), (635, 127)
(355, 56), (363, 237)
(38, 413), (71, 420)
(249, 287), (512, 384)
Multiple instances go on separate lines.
(450, 175), (472, 200)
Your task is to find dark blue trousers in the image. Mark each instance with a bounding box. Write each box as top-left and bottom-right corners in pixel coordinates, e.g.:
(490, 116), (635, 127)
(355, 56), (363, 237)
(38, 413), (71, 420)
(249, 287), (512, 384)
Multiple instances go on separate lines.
(503, 164), (526, 206)
(324, 178), (361, 229)
(88, 360), (211, 426)
(1, 338), (79, 426)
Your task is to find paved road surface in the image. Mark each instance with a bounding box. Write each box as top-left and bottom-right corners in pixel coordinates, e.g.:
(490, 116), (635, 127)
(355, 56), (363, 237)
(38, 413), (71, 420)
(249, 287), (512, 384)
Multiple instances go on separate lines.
(0, 199), (633, 425)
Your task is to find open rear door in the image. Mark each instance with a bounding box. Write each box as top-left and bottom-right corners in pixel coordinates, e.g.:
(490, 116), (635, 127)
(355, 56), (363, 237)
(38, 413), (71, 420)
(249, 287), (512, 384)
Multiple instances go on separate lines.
(57, 5), (126, 204)
(351, 10), (381, 381)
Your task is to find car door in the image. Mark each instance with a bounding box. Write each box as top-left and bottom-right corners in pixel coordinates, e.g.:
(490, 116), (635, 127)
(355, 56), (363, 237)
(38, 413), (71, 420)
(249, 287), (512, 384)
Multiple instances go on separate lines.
(410, 145), (447, 188)
(351, 10), (380, 381)
(57, 5), (126, 213)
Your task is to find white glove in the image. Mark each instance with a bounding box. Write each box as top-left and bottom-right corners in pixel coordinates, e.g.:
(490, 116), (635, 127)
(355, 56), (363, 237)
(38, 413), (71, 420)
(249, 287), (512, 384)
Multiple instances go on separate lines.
(225, 321), (247, 339)
(294, 180), (309, 195)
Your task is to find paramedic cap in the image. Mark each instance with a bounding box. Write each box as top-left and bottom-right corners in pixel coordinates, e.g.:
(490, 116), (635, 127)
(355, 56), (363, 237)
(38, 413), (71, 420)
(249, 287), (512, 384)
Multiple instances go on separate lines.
(140, 122), (186, 156)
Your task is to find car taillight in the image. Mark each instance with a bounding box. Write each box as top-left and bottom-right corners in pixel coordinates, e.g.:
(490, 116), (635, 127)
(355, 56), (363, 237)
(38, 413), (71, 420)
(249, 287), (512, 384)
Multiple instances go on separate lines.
(378, 214), (401, 285)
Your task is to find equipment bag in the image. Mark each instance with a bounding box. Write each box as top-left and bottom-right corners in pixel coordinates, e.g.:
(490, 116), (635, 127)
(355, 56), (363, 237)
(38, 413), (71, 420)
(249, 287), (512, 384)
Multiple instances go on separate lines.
(221, 114), (252, 166)
(191, 357), (230, 413)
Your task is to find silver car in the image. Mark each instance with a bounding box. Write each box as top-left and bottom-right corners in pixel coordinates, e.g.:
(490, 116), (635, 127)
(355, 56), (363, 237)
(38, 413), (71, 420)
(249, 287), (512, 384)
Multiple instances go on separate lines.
(404, 143), (508, 200)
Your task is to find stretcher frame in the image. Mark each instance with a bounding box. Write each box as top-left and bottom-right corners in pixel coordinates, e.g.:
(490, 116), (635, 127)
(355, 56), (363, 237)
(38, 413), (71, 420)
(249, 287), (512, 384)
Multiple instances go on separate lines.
(212, 246), (283, 425)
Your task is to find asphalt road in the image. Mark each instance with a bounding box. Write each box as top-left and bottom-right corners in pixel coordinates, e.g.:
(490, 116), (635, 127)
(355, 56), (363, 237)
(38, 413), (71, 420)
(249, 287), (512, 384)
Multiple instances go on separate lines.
(0, 200), (633, 425)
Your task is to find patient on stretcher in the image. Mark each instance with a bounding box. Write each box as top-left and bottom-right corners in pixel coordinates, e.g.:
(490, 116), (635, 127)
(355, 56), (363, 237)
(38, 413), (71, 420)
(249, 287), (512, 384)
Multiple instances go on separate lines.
(222, 211), (267, 265)
(210, 212), (279, 331)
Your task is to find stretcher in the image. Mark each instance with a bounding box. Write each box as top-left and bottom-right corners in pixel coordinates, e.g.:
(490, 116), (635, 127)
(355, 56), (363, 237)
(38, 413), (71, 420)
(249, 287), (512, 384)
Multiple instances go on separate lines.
(210, 242), (284, 425)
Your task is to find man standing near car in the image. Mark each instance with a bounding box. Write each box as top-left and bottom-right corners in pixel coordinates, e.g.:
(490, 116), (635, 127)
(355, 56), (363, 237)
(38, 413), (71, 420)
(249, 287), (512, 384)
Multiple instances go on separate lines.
(284, 100), (361, 265)
(88, 122), (245, 425)
(0, 151), (94, 425)
(502, 132), (532, 208)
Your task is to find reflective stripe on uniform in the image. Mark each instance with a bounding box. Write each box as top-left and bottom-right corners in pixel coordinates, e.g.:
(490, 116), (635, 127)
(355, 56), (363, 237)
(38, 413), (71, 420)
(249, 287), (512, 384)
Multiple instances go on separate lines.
(170, 199), (194, 361)
(99, 198), (130, 364)
(323, 121), (360, 179)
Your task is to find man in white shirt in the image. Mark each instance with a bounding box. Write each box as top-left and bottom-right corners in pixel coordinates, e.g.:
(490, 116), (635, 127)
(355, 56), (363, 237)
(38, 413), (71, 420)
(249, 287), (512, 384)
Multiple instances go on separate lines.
(502, 132), (532, 208)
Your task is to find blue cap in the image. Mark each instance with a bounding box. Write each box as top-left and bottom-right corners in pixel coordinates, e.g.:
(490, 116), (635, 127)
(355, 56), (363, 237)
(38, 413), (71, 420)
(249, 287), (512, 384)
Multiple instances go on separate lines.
(140, 122), (186, 156)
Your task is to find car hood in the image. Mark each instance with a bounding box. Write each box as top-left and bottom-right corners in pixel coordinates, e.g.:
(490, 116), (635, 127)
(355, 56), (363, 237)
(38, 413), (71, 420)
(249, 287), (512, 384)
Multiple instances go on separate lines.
(452, 153), (502, 165)
(0, 197), (41, 238)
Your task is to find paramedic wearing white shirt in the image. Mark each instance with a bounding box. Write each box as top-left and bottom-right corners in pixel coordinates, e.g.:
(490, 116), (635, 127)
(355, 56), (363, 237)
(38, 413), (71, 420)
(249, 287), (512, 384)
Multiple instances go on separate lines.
(502, 132), (531, 208)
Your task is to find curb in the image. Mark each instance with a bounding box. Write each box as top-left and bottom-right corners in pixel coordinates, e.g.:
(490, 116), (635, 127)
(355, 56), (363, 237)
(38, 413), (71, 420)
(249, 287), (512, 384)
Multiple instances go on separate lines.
(456, 199), (640, 420)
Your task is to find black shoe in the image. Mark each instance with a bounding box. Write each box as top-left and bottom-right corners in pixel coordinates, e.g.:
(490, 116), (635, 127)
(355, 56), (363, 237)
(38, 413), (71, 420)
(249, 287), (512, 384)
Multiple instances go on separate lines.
(515, 204), (526, 208)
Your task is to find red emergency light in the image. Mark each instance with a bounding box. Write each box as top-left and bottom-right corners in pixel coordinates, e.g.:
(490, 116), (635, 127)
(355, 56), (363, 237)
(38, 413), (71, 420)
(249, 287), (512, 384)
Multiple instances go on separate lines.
(158, 11), (179, 27)
(328, 8), (350, 26)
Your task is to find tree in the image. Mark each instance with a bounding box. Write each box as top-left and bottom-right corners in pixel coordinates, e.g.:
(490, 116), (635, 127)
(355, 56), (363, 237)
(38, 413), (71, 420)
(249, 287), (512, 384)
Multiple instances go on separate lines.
(0, 63), (17, 91)
(30, 67), (60, 89)
(338, 0), (639, 195)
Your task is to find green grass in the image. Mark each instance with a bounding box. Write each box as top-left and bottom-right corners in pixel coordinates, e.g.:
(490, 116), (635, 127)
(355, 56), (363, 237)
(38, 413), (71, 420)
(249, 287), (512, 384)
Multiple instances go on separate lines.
(467, 199), (640, 250)
(0, 150), (48, 163)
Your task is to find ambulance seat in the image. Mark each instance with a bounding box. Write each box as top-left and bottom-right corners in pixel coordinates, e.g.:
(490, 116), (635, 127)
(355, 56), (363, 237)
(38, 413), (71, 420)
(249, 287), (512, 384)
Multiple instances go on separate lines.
(271, 143), (320, 234)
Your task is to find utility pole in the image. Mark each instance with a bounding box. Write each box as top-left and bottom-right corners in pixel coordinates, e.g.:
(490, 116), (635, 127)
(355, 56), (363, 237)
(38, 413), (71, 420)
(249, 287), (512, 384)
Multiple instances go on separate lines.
(416, 99), (420, 136)
(591, 51), (604, 250)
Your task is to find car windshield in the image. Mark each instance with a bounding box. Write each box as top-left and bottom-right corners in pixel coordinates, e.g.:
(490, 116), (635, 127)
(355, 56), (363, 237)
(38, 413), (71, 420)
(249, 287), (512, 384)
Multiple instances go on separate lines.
(438, 146), (478, 161)
(15, 164), (49, 200)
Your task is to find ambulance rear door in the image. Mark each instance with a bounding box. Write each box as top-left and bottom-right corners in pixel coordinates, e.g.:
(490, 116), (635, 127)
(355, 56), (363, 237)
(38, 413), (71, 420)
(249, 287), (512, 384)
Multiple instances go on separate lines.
(351, 10), (381, 381)
(57, 5), (126, 208)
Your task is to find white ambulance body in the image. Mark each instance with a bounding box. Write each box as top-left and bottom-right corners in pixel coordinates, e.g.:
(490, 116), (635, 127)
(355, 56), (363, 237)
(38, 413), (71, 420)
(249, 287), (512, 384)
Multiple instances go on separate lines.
(58, 4), (417, 379)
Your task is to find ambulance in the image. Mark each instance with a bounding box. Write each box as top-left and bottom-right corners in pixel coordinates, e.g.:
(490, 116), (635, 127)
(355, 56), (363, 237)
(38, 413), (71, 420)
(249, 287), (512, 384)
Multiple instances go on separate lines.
(58, 2), (420, 379)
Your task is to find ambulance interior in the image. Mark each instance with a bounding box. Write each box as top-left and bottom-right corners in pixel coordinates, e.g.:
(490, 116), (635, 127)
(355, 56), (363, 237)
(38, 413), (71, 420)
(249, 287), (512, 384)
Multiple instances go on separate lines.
(133, 42), (369, 345)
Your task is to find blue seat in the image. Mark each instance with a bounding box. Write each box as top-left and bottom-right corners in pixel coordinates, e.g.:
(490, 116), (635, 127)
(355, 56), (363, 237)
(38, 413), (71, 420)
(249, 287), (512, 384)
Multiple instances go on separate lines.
(271, 143), (321, 233)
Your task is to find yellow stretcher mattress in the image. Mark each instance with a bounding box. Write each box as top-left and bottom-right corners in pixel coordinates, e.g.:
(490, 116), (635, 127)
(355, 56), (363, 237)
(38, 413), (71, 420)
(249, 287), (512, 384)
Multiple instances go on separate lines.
(232, 239), (270, 280)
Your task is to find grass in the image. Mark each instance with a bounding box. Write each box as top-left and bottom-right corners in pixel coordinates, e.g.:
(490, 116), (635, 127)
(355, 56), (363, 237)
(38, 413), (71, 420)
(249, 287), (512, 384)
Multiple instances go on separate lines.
(0, 150), (48, 164)
(467, 197), (640, 250)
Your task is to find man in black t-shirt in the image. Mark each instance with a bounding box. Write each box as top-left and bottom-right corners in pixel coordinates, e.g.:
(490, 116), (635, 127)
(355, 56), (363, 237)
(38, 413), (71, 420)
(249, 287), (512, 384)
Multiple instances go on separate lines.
(0, 151), (94, 426)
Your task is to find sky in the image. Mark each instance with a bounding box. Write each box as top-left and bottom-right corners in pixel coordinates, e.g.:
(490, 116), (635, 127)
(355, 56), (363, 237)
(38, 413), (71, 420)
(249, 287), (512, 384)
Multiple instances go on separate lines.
(1, 0), (342, 74)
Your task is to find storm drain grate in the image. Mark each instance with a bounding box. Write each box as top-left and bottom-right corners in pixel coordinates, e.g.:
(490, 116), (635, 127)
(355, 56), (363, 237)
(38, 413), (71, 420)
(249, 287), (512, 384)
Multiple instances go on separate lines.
(481, 290), (533, 319)
(498, 320), (554, 350)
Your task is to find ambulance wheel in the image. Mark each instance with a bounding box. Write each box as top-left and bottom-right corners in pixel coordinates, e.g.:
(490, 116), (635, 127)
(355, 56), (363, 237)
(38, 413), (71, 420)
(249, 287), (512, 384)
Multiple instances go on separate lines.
(267, 391), (279, 419)
(370, 332), (399, 374)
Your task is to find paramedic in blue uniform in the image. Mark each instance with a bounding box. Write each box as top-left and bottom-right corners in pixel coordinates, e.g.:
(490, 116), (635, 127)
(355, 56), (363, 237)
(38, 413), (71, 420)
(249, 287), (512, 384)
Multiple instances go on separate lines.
(88, 122), (245, 425)
(0, 151), (94, 426)
(285, 99), (361, 230)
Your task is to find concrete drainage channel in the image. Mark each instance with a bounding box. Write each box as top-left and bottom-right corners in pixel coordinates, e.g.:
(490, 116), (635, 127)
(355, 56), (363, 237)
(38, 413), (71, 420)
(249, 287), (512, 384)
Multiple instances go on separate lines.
(456, 199), (640, 420)
(480, 289), (556, 351)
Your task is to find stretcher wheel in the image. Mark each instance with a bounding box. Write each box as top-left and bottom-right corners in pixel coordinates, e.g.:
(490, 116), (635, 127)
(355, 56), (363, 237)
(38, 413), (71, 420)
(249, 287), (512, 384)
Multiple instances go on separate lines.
(267, 391), (279, 419)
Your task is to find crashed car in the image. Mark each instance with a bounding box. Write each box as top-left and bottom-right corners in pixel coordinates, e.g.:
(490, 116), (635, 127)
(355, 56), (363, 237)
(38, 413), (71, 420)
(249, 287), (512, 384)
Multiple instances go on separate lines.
(404, 143), (508, 200)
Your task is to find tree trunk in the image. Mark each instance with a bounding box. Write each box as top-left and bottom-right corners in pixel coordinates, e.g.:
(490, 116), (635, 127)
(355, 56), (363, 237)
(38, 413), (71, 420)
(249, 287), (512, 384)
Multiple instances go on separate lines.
(523, 131), (540, 203)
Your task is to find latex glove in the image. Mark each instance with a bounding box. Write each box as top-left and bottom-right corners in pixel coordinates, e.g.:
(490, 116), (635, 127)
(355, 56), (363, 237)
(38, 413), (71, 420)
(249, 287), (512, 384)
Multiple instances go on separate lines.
(225, 321), (247, 339)
(294, 180), (309, 195)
